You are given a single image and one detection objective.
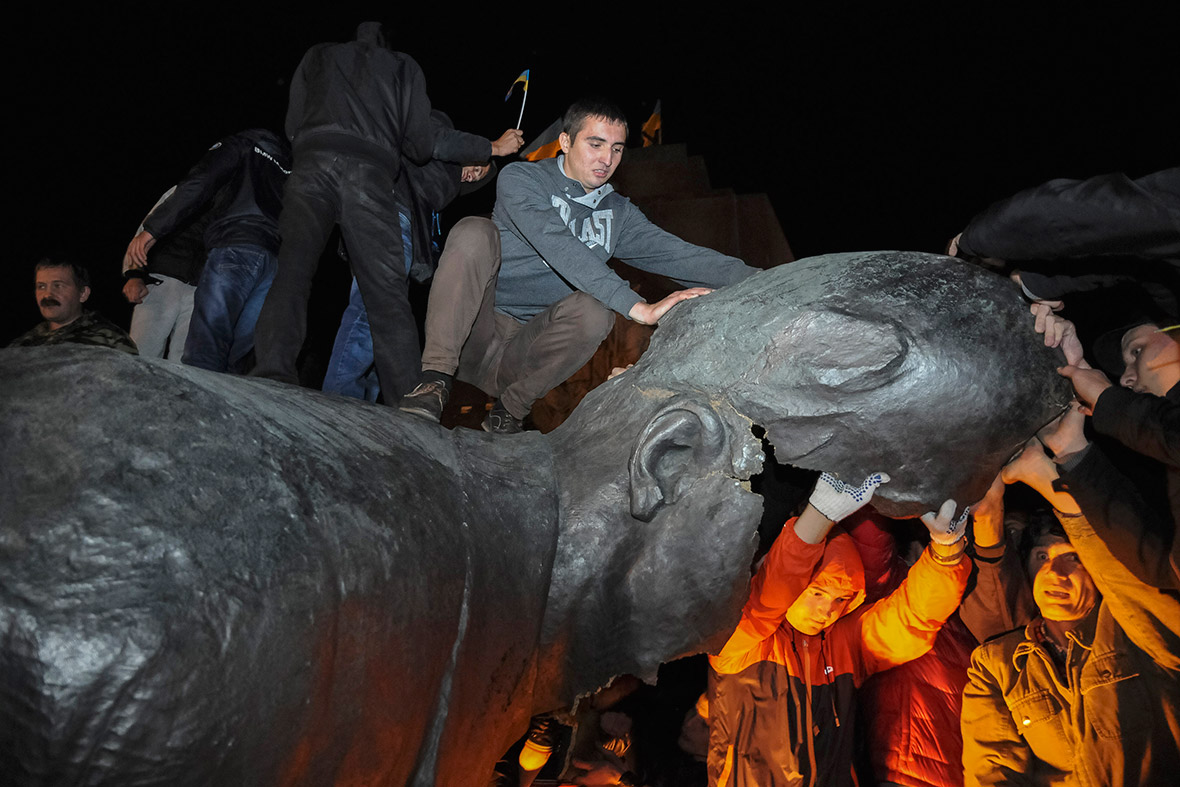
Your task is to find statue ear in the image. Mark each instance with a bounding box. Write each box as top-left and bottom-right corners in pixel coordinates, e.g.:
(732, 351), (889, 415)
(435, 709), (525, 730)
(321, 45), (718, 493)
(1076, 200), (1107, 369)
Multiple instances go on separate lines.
(630, 399), (728, 522)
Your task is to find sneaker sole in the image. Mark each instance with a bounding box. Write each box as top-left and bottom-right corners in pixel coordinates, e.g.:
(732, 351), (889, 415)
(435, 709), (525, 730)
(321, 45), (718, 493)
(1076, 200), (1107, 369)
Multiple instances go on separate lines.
(482, 420), (523, 435)
(399, 405), (442, 422)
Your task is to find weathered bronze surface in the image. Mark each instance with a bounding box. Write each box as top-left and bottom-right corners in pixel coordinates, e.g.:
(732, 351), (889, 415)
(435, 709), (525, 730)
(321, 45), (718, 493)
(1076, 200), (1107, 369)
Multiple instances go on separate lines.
(0, 252), (1071, 785)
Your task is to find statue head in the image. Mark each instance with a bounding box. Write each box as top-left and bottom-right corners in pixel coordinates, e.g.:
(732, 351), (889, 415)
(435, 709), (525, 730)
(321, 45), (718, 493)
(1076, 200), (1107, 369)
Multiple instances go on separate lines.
(619, 251), (1073, 517)
(547, 252), (1072, 694)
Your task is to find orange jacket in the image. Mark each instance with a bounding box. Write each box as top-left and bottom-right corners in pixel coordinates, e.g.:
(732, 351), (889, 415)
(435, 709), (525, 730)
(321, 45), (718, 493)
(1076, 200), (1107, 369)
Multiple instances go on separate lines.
(851, 512), (978, 787)
(708, 519), (971, 787)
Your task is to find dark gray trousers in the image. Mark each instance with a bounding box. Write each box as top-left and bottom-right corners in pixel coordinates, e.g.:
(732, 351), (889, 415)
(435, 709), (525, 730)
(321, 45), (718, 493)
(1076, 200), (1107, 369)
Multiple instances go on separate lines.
(253, 151), (419, 399)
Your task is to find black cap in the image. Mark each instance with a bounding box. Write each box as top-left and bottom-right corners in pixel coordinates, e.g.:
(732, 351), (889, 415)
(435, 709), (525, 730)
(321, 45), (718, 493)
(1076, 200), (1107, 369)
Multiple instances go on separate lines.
(1091, 306), (1179, 377)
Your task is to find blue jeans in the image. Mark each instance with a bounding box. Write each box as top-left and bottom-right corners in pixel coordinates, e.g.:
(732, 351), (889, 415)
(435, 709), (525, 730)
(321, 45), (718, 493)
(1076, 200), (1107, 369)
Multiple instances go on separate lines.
(322, 212), (413, 401)
(182, 244), (277, 373)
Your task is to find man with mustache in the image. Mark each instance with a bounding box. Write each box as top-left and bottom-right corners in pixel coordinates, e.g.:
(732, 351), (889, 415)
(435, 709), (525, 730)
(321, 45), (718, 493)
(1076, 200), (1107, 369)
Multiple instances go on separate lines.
(8, 258), (137, 354)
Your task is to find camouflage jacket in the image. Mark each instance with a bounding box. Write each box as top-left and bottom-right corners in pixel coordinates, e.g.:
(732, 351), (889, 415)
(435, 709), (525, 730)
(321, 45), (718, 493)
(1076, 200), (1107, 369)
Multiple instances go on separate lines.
(8, 311), (138, 355)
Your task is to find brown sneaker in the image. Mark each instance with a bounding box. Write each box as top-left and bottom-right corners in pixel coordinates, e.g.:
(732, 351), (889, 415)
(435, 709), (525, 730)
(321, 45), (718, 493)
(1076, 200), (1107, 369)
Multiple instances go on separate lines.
(398, 372), (452, 422)
(482, 399), (524, 434)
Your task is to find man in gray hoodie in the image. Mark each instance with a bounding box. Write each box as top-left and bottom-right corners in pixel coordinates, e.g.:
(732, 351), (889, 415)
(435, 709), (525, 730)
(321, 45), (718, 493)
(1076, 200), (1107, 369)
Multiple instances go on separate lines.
(400, 97), (756, 433)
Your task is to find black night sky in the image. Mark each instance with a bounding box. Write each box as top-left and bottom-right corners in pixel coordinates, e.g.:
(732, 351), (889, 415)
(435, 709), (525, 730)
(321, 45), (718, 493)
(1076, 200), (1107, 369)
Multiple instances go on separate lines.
(7, 4), (1176, 345)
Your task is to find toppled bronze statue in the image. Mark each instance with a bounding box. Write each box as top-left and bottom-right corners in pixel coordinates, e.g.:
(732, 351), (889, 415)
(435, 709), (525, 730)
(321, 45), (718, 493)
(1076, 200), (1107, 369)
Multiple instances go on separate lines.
(0, 252), (1070, 785)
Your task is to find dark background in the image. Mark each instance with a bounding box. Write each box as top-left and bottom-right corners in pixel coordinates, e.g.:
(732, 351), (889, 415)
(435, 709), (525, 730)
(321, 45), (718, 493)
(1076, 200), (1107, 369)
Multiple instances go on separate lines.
(7, 4), (1176, 345)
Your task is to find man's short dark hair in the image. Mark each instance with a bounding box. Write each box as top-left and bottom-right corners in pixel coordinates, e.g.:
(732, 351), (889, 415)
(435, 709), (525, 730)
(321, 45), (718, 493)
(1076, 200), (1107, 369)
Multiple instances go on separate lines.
(1017, 506), (1068, 567)
(563, 98), (629, 141)
(35, 257), (90, 290)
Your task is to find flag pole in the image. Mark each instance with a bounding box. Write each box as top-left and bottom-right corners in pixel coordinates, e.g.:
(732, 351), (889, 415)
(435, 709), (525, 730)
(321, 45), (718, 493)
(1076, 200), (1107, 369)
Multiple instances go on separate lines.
(516, 89), (528, 129)
(505, 69), (530, 129)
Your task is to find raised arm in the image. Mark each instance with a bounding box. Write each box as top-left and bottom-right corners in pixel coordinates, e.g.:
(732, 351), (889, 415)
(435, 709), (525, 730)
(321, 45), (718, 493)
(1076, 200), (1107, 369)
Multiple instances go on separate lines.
(957, 168), (1180, 261)
(1089, 384), (1180, 467)
(142, 134), (248, 242)
(712, 473), (887, 669)
(958, 473), (1036, 643)
(611, 204), (755, 289)
(1006, 417), (1180, 668)
(858, 500), (972, 674)
(1031, 307), (1178, 589)
(430, 120), (494, 165)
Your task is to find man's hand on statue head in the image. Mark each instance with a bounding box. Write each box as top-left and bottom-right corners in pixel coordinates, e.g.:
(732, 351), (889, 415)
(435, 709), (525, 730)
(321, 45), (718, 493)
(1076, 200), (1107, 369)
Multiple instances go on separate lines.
(1057, 365), (1111, 413)
(1030, 303), (1085, 366)
(1026, 303), (1112, 409)
(998, 436), (1081, 514)
(628, 287), (713, 326)
(1002, 438), (1055, 488)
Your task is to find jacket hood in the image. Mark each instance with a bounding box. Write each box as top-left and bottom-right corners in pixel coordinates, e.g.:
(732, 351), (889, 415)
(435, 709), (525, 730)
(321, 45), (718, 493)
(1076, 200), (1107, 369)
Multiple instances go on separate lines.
(356, 22), (387, 48)
(810, 530), (867, 617)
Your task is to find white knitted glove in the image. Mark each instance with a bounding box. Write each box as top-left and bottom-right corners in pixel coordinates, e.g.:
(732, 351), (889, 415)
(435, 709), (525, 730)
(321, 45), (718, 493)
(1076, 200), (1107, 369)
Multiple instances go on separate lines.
(920, 499), (970, 545)
(809, 471), (890, 522)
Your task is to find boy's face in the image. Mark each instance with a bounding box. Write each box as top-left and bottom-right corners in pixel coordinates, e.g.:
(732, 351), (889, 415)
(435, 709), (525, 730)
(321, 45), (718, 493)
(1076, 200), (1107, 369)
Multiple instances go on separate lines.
(786, 582), (856, 635)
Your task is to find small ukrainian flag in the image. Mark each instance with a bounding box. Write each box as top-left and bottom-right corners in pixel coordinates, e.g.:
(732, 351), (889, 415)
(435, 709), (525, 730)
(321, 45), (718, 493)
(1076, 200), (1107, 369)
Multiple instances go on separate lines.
(505, 69), (529, 100)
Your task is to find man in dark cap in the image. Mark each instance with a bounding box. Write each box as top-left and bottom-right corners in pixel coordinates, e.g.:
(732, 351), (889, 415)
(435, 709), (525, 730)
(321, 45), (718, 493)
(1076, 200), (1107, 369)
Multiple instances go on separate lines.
(1034, 303), (1179, 589)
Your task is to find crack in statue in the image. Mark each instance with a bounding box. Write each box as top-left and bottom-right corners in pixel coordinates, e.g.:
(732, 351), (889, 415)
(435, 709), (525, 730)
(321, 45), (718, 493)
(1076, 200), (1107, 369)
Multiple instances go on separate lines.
(0, 252), (1071, 786)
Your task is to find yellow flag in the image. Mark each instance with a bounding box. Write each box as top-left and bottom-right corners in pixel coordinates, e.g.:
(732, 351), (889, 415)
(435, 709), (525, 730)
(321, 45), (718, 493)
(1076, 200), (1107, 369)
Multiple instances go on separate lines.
(642, 100), (662, 147)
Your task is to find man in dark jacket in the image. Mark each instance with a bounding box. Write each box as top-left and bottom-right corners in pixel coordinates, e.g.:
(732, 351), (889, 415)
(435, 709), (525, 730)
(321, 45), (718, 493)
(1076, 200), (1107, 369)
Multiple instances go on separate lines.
(321, 110), (514, 402)
(948, 167), (1180, 313)
(1036, 304), (1180, 589)
(121, 187), (212, 361)
(125, 129), (291, 373)
(251, 22), (437, 400)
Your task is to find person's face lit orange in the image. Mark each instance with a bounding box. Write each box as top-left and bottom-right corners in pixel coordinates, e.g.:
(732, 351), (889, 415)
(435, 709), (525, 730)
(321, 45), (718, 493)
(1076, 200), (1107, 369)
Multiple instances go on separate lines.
(786, 583), (856, 635)
(1028, 536), (1097, 623)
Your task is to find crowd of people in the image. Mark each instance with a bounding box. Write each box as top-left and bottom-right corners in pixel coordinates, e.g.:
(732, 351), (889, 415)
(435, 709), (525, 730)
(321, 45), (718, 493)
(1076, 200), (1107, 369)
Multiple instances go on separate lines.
(501, 168), (1176, 787)
(5, 18), (1178, 787)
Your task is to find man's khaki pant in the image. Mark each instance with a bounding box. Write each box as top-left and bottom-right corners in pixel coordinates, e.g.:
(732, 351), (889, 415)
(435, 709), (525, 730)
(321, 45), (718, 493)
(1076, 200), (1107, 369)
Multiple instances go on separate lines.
(421, 217), (615, 420)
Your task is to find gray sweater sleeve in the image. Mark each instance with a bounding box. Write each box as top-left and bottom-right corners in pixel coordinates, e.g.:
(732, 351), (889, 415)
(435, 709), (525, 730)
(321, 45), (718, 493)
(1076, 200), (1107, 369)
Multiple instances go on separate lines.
(611, 202), (757, 288)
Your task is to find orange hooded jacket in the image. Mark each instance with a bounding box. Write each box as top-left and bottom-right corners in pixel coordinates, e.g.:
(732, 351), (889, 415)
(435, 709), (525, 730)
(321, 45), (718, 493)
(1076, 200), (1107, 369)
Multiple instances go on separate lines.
(707, 517), (971, 787)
